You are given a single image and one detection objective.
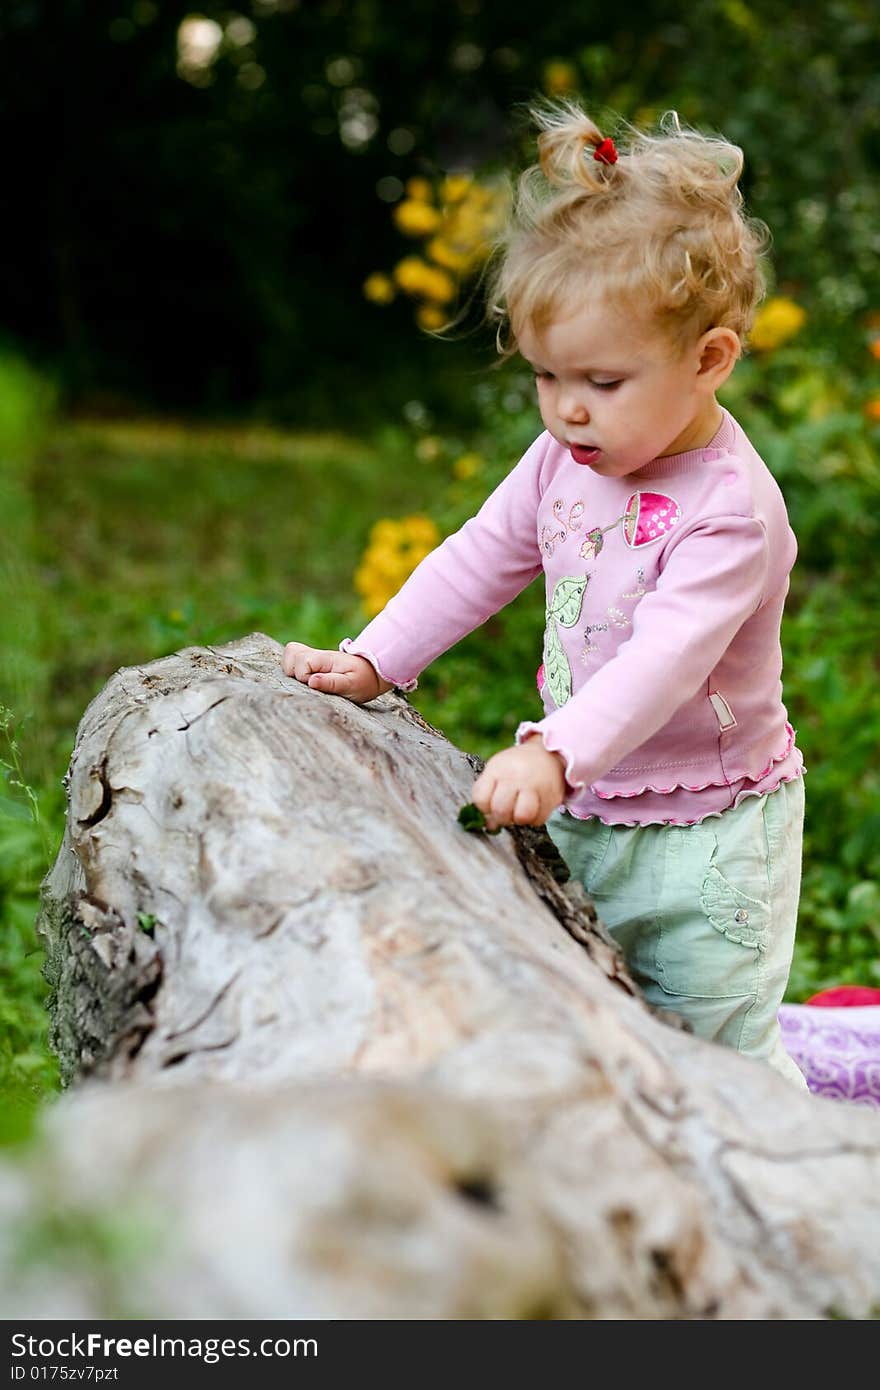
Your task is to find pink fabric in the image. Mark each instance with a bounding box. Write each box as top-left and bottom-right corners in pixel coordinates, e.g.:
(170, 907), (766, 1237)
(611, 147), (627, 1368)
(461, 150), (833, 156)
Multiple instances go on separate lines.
(560, 720), (804, 826)
(622, 490), (682, 546)
(563, 745), (804, 826)
(341, 409), (804, 825)
(806, 986), (880, 1008)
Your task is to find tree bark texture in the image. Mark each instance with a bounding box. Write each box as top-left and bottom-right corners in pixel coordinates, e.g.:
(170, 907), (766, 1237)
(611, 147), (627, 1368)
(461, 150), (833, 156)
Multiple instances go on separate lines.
(11, 633), (879, 1319)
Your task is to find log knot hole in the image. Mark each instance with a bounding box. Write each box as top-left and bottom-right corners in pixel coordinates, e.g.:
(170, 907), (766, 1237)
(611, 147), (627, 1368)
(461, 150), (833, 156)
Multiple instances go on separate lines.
(453, 1173), (500, 1211)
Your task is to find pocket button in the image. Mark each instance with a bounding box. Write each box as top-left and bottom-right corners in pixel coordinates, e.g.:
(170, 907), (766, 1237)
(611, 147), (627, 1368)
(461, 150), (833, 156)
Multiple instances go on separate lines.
(699, 865), (768, 948)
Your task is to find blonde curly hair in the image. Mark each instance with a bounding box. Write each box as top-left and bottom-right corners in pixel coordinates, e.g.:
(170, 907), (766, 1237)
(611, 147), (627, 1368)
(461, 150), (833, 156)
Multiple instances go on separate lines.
(488, 102), (769, 356)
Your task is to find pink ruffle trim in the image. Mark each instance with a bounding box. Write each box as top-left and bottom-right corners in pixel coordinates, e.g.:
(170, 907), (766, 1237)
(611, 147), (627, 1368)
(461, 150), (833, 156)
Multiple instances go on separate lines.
(338, 639), (418, 693)
(589, 721), (798, 799)
(561, 767), (806, 827)
(516, 719), (802, 819)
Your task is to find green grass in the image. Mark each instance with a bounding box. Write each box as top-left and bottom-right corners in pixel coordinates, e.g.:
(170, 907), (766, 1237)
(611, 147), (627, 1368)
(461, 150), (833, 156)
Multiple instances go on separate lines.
(27, 419), (443, 777)
(0, 705), (60, 1143)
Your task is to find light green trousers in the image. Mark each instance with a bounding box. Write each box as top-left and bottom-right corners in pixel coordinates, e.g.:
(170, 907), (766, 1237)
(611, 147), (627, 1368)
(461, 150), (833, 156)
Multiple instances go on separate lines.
(547, 777), (808, 1088)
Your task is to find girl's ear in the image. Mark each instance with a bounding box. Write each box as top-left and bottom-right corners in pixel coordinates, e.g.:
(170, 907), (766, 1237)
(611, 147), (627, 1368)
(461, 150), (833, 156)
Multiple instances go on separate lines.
(695, 327), (741, 390)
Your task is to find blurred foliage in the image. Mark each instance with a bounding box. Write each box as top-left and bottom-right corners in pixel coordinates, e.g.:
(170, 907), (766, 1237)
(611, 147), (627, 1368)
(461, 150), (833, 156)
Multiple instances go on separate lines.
(0, 0), (877, 422)
(9, 1197), (167, 1317)
(0, 360), (61, 1141)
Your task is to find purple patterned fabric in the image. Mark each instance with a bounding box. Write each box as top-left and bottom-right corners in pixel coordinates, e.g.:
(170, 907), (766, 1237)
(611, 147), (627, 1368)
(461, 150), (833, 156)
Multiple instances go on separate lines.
(779, 1005), (880, 1106)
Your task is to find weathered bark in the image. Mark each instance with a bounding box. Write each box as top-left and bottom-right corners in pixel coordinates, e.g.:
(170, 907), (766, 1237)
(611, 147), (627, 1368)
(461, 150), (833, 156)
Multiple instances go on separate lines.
(12, 632), (880, 1319)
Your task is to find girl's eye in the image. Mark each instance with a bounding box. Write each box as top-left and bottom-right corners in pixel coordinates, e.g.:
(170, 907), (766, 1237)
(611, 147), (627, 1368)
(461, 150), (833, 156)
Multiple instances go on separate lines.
(590, 379), (623, 391)
(534, 371), (554, 382)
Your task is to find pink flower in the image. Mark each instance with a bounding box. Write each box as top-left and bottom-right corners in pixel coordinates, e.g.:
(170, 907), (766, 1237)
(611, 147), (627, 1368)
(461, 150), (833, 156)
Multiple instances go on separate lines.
(579, 528), (604, 560)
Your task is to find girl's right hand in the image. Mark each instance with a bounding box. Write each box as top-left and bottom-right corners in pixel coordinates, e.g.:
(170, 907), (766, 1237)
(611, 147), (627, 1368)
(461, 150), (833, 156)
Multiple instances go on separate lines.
(281, 642), (394, 704)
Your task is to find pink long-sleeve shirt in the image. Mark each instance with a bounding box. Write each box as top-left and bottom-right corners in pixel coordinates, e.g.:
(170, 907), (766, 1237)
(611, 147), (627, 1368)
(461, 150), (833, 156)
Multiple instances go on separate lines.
(341, 408), (804, 826)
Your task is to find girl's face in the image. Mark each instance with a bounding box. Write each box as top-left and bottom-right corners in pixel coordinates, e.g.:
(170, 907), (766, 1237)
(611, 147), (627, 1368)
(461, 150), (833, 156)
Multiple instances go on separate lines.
(518, 300), (733, 477)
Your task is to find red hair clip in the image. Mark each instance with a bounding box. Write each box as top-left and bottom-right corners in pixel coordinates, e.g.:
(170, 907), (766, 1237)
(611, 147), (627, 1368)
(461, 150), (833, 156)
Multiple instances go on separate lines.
(593, 136), (618, 165)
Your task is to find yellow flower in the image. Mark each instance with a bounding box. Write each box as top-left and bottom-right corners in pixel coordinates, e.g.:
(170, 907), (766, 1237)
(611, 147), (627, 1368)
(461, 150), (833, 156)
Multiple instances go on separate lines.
(419, 265), (456, 304)
(446, 182), (508, 246)
(543, 60), (578, 96)
(393, 199), (442, 237)
(362, 272), (395, 305)
(426, 236), (472, 273)
(401, 514), (440, 545)
(393, 256), (433, 293)
(383, 179), (508, 325)
(354, 515), (440, 614)
(459, 183), (492, 210)
(355, 581), (387, 618)
(452, 451), (483, 480)
(369, 519), (400, 545)
(406, 177), (433, 201)
(416, 303), (448, 330)
(869, 338), (880, 362)
(353, 565), (381, 598)
(393, 258), (455, 304)
(749, 297), (807, 352)
(864, 397), (880, 423)
(441, 173), (472, 204)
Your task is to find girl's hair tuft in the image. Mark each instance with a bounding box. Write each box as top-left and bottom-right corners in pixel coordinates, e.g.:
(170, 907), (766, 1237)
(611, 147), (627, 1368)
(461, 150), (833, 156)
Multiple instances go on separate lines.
(487, 102), (769, 356)
(534, 100), (619, 194)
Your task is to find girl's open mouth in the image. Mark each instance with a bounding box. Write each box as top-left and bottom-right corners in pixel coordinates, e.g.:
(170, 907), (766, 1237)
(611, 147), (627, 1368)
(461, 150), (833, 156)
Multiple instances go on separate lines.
(570, 444), (602, 466)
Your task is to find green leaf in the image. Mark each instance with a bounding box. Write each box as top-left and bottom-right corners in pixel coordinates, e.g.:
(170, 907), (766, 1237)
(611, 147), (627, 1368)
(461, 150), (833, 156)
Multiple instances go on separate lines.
(137, 913), (157, 935)
(543, 618), (572, 708)
(549, 574), (588, 627)
(457, 803), (501, 835)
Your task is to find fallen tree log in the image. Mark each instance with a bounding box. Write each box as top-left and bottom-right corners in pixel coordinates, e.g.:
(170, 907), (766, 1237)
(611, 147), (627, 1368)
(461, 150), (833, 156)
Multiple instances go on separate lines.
(12, 632), (880, 1319)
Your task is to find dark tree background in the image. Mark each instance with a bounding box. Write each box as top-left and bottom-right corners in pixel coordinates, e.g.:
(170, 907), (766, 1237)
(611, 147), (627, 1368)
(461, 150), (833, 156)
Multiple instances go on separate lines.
(1, 0), (877, 424)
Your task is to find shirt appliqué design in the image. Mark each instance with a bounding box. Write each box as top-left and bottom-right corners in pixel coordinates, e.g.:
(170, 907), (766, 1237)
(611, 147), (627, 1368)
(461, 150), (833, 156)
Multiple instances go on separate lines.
(576, 492), (681, 560)
(581, 618), (610, 659)
(543, 573), (589, 708)
(580, 569), (648, 659)
(541, 492), (680, 695)
(622, 491), (682, 547)
(540, 498), (585, 556)
(621, 565), (647, 599)
(579, 524), (616, 561)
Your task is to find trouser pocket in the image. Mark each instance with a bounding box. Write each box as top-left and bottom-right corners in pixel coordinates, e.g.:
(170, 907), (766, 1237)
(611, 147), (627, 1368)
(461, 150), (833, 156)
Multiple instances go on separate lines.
(654, 822), (769, 1000)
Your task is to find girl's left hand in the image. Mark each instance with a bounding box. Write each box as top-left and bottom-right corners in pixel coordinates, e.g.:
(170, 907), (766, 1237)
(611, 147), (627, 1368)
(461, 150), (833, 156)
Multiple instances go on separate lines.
(471, 735), (568, 831)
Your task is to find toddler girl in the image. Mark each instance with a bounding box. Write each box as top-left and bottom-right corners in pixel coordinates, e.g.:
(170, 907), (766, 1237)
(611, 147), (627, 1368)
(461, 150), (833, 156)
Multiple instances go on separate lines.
(283, 104), (808, 1087)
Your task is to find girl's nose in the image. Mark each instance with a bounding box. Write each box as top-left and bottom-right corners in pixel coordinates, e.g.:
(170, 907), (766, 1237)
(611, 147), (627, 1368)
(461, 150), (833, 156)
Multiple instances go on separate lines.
(558, 390), (589, 424)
